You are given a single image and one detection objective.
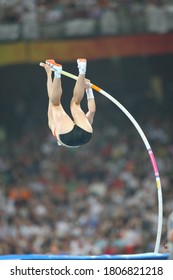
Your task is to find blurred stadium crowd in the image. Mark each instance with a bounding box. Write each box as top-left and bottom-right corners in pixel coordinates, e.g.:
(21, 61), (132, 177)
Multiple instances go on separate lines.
(0, 0), (173, 40)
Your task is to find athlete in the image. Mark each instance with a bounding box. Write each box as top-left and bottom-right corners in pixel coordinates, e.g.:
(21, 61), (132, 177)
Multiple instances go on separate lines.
(40, 58), (96, 148)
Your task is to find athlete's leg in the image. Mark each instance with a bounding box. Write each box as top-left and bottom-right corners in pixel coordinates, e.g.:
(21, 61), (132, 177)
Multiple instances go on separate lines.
(72, 59), (86, 104)
(45, 60), (63, 105)
(40, 62), (53, 99)
(40, 60), (74, 135)
(70, 59), (93, 133)
(39, 62), (55, 131)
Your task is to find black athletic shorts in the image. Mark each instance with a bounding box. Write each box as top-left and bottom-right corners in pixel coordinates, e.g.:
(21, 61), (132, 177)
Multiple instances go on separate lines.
(59, 125), (92, 147)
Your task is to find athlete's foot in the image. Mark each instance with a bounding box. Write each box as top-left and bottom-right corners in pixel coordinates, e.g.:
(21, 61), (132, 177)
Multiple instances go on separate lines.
(45, 59), (62, 72)
(77, 58), (87, 75)
(45, 59), (62, 78)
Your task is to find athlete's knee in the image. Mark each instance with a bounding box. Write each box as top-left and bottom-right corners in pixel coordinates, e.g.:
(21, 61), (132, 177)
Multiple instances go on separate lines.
(70, 97), (81, 107)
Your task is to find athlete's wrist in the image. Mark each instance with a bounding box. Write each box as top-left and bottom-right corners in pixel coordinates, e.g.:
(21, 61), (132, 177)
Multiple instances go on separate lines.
(86, 88), (94, 99)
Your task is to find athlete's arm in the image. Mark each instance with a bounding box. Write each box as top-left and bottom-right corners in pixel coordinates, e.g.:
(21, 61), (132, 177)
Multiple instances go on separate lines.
(85, 81), (96, 125)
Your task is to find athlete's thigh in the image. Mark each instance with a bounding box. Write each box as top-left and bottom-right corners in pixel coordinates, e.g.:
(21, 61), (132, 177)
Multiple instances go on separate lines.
(52, 104), (74, 134)
(70, 102), (93, 133)
(48, 101), (54, 131)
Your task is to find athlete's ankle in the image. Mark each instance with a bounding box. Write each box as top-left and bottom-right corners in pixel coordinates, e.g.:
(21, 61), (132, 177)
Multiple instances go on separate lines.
(54, 68), (62, 78)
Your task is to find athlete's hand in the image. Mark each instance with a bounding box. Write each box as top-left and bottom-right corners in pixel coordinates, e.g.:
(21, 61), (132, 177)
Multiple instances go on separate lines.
(85, 79), (91, 89)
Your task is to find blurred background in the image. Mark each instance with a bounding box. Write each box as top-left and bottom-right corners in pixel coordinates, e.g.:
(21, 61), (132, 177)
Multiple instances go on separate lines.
(0, 0), (173, 255)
